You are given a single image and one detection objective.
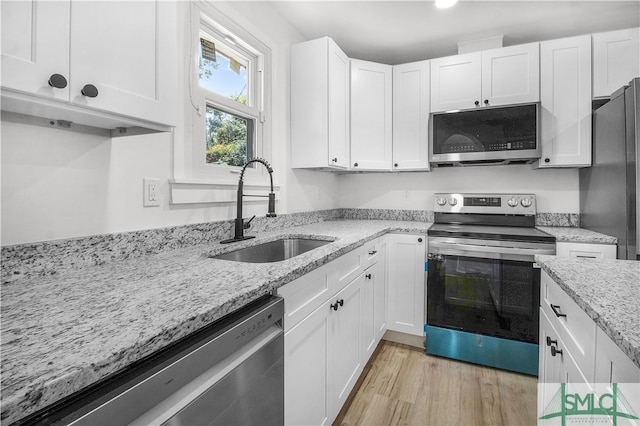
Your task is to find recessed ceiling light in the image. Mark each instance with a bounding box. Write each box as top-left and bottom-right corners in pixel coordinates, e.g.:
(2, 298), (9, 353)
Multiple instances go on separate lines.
(435, 0), (458, 9)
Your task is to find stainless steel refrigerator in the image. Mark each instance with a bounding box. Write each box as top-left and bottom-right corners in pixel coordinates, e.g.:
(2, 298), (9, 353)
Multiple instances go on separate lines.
(580, 77), (639, 260)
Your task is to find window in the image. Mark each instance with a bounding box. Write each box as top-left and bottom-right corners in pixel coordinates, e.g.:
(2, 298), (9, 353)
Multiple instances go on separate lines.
(183, 2), (271, 183)
(199, 30), (255, 168)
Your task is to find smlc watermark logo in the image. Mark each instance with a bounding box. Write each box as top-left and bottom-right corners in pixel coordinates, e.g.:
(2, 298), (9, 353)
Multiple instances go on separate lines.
(539, 383), (640, 425)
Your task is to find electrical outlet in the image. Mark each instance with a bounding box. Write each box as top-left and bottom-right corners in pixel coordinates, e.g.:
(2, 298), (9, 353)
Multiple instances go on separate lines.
(404, 189), (410, 200)
(143, 178), (160, 207)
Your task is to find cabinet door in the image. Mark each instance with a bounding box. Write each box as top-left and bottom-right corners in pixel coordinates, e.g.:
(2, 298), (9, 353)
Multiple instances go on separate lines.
(361, 259), (387, 361)
(1, 0), (70, 100)
(387, 234), (426, 336)
(373, 238), (388, 341)
(430, 52), (481, 112)
(538, 309), (592, 418)
(328, 39), (350, 169)
(350, 59), (392, 170)
(285, 301), (331, 426)
(592, 28), (640, 98)
(69, 0), (177, 125)
(539, 35), (592, 168)
(360, 268), (376, 361)
(392, 61), (430, 171)
(481, 43), (540, 107)
(330, 276), (363, 419)
(594, 327), (640, 384)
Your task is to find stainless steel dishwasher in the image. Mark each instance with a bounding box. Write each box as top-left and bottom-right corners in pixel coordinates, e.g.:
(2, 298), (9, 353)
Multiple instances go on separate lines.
(22, 295), (284, 426)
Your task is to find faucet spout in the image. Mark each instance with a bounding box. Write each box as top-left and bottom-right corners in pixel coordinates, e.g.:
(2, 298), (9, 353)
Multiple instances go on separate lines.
(221, 158), (277, 244)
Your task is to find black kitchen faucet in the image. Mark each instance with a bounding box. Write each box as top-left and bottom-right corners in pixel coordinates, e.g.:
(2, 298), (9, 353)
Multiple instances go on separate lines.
(220, 157), (276, 243)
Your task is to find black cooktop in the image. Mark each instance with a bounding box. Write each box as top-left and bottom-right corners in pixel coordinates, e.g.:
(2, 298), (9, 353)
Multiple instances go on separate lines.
(428, 223), (556, 244)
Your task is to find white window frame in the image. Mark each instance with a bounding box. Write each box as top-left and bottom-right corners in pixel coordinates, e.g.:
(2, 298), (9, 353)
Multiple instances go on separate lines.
(172, 0), (273, 203)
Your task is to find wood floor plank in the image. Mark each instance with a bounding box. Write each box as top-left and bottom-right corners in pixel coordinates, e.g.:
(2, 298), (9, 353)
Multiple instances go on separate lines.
(335, 339), (538, 426)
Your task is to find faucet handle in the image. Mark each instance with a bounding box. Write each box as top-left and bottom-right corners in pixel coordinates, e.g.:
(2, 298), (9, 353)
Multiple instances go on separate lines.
(243, 215), (256, 229)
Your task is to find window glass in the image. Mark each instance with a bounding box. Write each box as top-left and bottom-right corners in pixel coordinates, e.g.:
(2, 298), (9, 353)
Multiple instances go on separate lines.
(199, 33), (249, 106)
(205, 105), (254, 167)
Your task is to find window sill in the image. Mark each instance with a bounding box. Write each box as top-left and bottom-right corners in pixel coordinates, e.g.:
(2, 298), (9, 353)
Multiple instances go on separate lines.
(169, 178), (280, 205)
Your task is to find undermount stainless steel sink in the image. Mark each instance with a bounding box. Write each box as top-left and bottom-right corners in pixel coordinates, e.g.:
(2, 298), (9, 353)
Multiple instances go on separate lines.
(209, 238), (333, 263)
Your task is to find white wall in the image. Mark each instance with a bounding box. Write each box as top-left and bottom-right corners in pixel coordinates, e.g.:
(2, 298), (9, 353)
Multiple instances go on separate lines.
(0, 1), (340, 246)
(338, 166), (580, 213)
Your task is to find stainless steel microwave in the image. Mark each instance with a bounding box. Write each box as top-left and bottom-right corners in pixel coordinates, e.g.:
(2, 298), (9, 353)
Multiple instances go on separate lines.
(429, 103), (540, 166)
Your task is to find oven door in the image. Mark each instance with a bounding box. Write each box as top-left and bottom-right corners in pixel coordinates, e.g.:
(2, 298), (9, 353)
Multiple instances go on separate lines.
(427, 237), (553, 344)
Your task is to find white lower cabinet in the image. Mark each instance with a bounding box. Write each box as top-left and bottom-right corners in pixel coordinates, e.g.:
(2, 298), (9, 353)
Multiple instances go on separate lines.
(594, 327), (640, 383)
(538, 270), (639, 414)
(280, 237), (387, 425)
(387, 233), (426, 336)
(331, 276), (363, 414)
(284, 297), (331, 426)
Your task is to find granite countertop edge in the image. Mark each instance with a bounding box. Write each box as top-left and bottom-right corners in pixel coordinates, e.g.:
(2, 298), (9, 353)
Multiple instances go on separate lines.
(0, 220), (429, 424)
(535, 254), (640, 370)
(537, 226), (618, 244)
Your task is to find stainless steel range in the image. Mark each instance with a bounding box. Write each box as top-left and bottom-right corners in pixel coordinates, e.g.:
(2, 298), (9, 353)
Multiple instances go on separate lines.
(425, 193), (555, 376)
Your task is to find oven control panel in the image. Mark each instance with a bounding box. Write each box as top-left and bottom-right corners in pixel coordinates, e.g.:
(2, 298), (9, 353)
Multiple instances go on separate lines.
(434, 193), (536, 215)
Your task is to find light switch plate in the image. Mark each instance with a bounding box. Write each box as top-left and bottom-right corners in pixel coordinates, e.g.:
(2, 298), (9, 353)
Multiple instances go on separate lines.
(143, 178), (160, 207)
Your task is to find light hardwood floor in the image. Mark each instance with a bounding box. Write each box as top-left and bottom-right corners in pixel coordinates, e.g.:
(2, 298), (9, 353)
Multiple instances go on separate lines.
(334, 340), (537, 426)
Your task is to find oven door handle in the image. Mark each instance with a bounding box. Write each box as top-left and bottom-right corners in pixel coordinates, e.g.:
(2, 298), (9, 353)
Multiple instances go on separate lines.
(429, 241), (555, 261)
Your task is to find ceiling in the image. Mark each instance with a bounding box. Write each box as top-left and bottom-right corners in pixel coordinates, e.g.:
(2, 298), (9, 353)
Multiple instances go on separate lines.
(269, 1), (640, 65)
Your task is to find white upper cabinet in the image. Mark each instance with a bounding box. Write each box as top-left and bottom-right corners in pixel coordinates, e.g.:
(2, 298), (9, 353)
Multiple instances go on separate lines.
(1, 0), (178, 131)
(592, 28), (640, 98)
(430, 52), (481, 112)
(392, 60), (430, 171)
(350, 59), (393, 171)
(481, 43), (540, 107)
(1, 1), (70, 101)
(291, 37), (350, 169)
(538, 35), (592, 168)
(430, 43), (539, 112)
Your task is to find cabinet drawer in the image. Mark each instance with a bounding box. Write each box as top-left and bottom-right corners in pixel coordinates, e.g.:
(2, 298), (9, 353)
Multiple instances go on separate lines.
(363, 237), (383, 268)
(330, 245), (365, 294)
(541, 272), (596, 380)
(278, 265), (330, 332)
(556, 242), (616, 259)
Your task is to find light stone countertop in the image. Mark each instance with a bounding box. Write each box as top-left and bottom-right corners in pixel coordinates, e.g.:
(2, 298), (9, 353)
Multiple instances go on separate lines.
(538, 226), (618, 244)
(0, 218), (623, 424)
(535, 255), (640, 369)
(0, 220), (429, 424)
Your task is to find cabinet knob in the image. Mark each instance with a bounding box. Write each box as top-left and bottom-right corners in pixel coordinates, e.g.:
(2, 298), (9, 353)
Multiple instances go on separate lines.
(368, 250), (377, 255)
(330, 302), (339, 311)
(418, 238), (423, 243)
(484, 99), (489, 105)
(331, 157), (338, 163)
(48, 74), (68, 89)
(544, 158), (551, 163)
(365, 273), (372, 279)
(550, 346), (563, 357)
(394, 163), (398, 167)
(546, 336), (557, 347)
(338, 299), (344, 306)
(474, 100), (480, 106)
(81, 84), (99, 98)
(353, 162), (358, 167)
